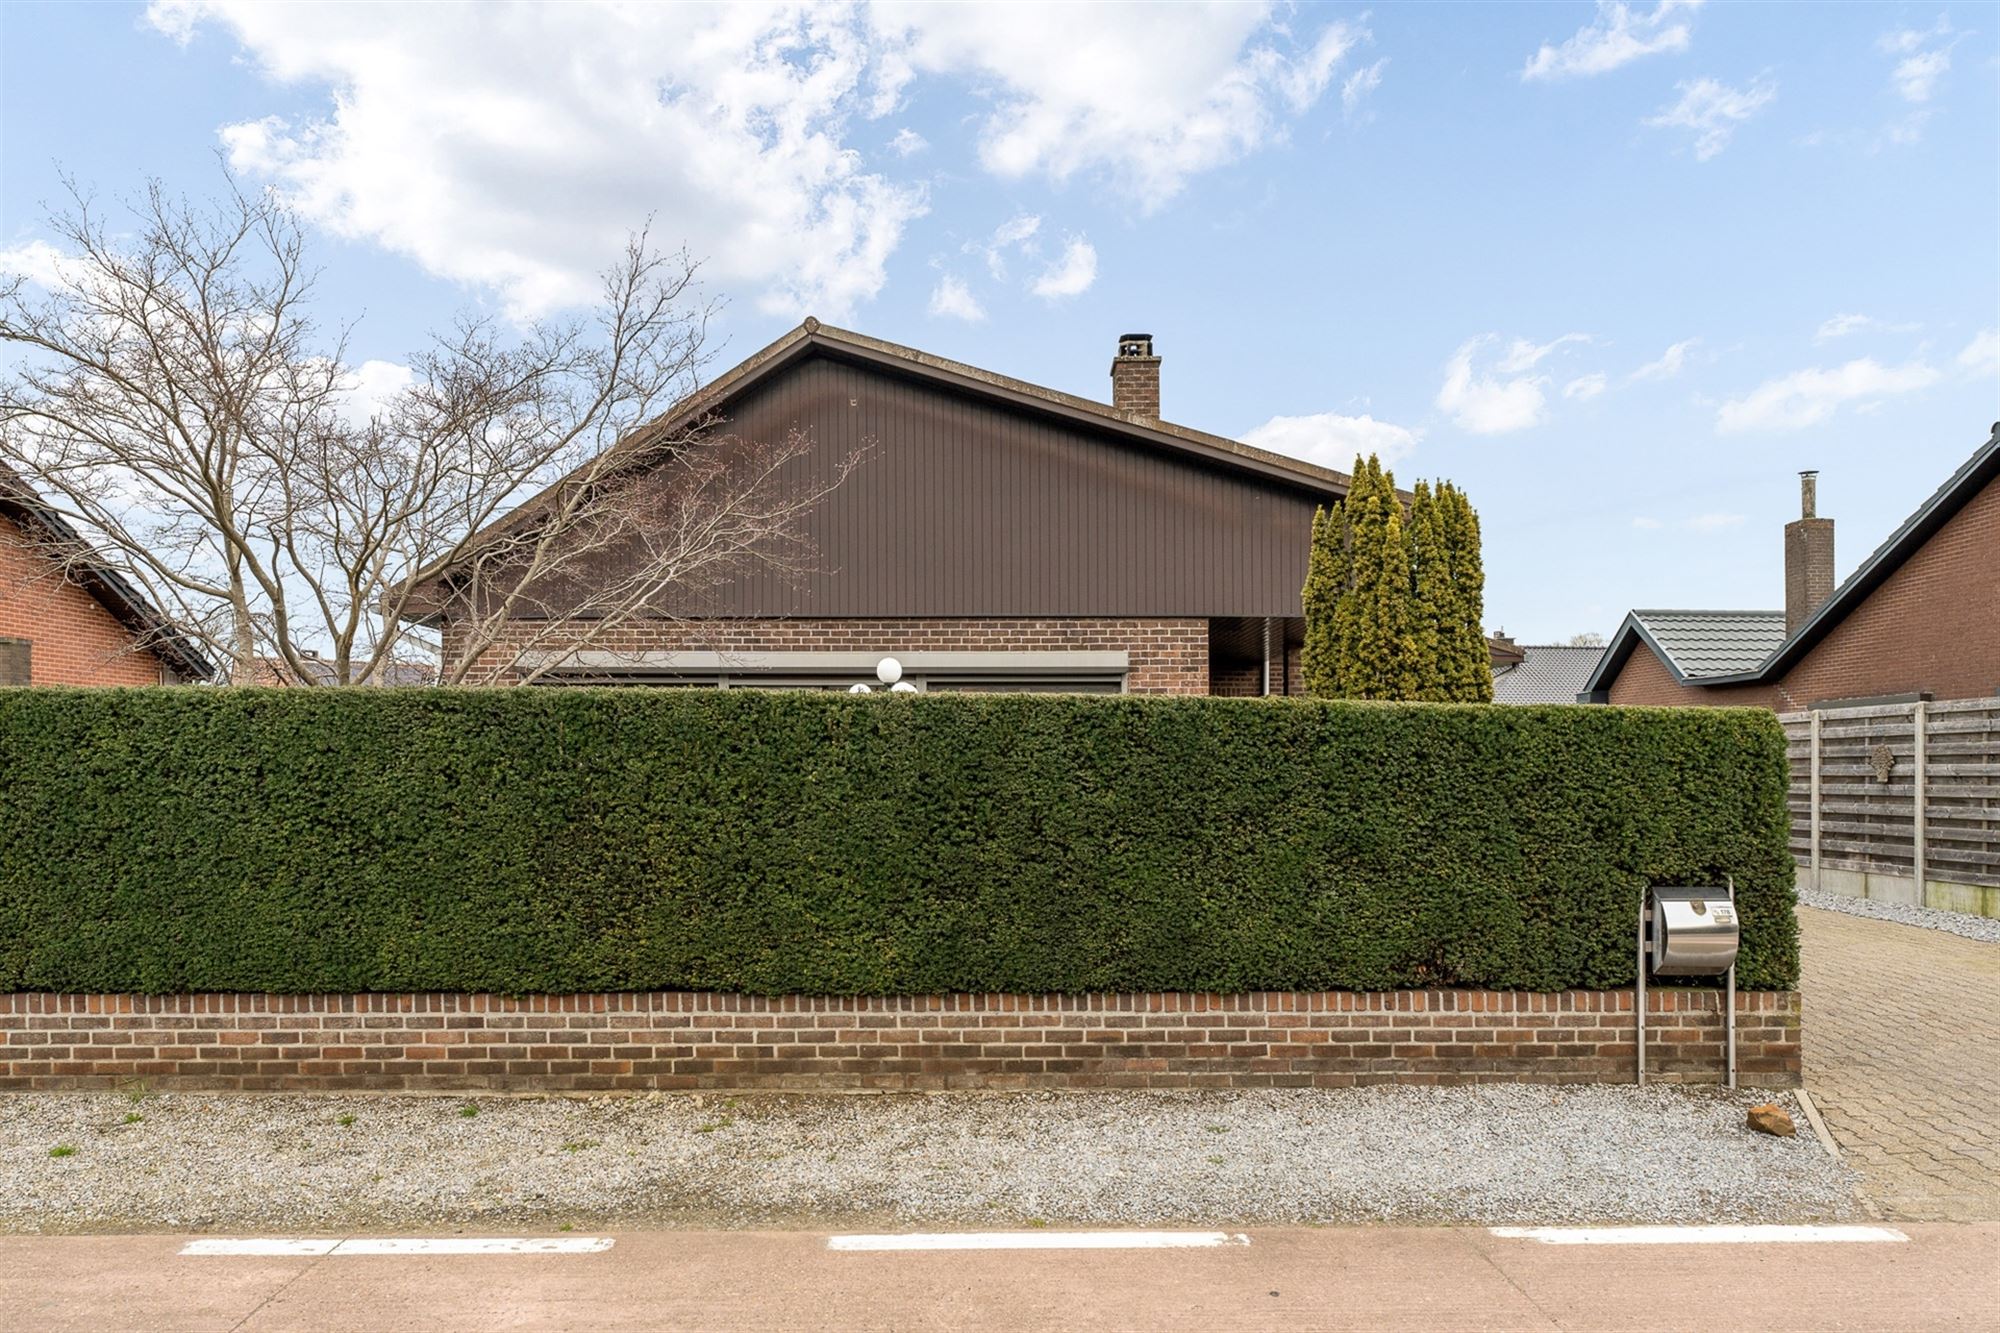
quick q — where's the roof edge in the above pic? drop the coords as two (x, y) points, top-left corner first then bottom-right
(0, 471), (217, 681)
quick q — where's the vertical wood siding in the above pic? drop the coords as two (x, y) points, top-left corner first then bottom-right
(592, 352), (1335, 619)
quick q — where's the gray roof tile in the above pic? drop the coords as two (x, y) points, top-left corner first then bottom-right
(1631, 609), (1788, 677)
(1491, 644), (1608, 704)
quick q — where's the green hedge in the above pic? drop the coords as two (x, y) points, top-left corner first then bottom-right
(0, 689), (1797, 995)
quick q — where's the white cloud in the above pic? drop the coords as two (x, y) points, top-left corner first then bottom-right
(1496, 332), (1592, 374)
(926, 273), (984, 322)
(1241, 412), (1421, 469)
(1029, 237), (1097, 300)
(1436, 335), (1554, 435)
(1646, 75), (1776, 160)
(1630, 337), (1698, 381)
(148, 2), (1358, 318)
(867, 6), (1367, 209)
(965, 213), (1043, 280)
(1522, 1), (1701, 81)
(154, 3), (927, 321)
(1891, 49), (1951, 103)
(1958, 329), (2000, 379)
(1342, 59), (1386, 118)
(0, 240), (66, 288)
(336, 359), (416, 427)
(889, 127), (928, 156)
(1564, 373), (1609, 401)
(1717, 357), (1941, 432)
(1813, 312), (1920, 342)
(1631, 516), (1665, 530)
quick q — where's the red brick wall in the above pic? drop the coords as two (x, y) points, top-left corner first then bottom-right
(0, 513), (165, 686)
(448, 617), (1211, 694)
(0, 989), (1801, 1092)
(1605, 645), (1776, 708)
(1603, 477), (2000, 709)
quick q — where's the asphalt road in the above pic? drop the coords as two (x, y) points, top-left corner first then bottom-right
(3, 1224), (1993, 1331)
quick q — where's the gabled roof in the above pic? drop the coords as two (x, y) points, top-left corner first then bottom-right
(1583, 422), (2000, 699)
(0, 465), (217, 682)
(410, 319), (1355, 594)
(1581, 610), (1788, 699)
(1491, 643), (1608, 705)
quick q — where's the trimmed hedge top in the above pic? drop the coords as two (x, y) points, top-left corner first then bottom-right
(0, 688), (1797, 995)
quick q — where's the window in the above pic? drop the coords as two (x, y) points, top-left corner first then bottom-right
(0, 637), (29, 686)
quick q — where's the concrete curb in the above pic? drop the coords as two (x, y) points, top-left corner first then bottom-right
(1794, 1087), (1841, 1161)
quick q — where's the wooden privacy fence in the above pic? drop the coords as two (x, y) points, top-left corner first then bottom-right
(1782, 697), (2000, 916)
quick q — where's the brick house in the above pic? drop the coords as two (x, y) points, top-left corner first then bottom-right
(408, 321), (1357, 694)
(0, 467), (213, 686)
(1582, 424), (2000, 709)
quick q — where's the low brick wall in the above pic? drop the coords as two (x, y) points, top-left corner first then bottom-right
(0, 990), (1801, 1092)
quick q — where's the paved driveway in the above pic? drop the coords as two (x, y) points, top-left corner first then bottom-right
(1800, 906), (2000, 1221)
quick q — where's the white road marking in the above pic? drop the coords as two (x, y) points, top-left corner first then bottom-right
(332, 1237), (615, 1255)
(828, 1231), (1251, 1252)
(1490, 1225), (1907, 1246)
(180, 1237), (614, 1256)
(181, 1239), (340, 1256)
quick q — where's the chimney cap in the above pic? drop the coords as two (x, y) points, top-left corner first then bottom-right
(1116, 333), (1155, 358)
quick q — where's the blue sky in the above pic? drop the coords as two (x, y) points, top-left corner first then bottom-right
(3, 1), (1995, 642)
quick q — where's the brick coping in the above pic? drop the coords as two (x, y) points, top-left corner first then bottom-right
(0, 988), (1794, 1014)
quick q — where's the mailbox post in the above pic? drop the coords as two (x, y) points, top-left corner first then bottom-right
(1636, 880), (1741, 1087)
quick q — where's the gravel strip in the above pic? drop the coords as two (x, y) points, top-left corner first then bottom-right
(1798, 888), (2000, 943)
(0, 1086), (1856, 1234)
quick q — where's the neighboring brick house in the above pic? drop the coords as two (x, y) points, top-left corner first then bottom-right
(406, 321), (1356, 694)
(0, 468), (213, 687)
(1583, 425), (2000, 709)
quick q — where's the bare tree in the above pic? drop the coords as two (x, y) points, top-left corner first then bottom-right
(1564, 632), (1607, 648)
(0, 175), (856, 684)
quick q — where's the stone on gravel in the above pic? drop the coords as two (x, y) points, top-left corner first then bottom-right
(1747, 1104), (1796, 1137)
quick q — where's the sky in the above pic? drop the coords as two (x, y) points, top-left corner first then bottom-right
(2, 1), (1995, 643)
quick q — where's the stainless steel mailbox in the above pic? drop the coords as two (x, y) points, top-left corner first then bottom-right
(1649, 886), (1741, 976)
(1637, 880), (1742, 1088)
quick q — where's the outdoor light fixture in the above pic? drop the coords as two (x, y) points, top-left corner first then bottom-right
(849, 657), (919, 694)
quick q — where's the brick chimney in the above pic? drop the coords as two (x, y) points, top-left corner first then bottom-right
(1784, 470), (1835, 636)
(1110, 333), (1160, 418)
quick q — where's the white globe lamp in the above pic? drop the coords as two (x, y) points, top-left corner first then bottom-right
(875, 657), (903, 685)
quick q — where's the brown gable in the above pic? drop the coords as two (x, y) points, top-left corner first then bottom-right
(405, 321), (1355, 622)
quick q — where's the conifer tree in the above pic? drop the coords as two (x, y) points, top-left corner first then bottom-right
(1405, 480), (1452, 702)
(1299, 500), (1350, 696)
(1339, 456), (1414, 699)
(1299, 458), (1490, 703)
(1439, 482), (1494, 702)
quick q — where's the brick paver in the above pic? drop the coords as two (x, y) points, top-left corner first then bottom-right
(1800, 906), (2000, 1221)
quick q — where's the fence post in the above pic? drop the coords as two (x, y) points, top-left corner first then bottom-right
(1809, 709), (1822, 893)
(1912, 700), (1927, 908)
